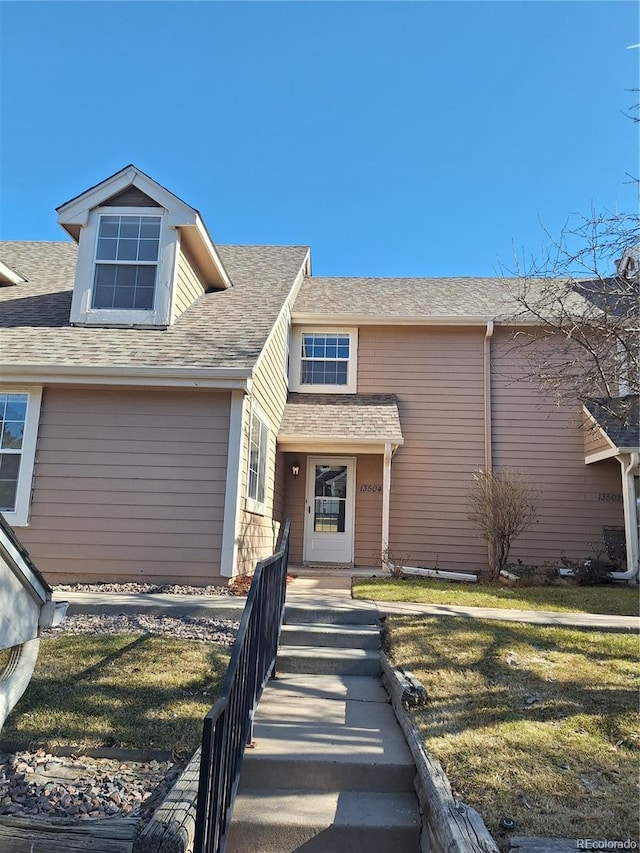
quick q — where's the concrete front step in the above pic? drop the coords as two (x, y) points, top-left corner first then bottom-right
(226, 789), (421, 853)
(276, 645), (381, 676)
(284, 602), (378, 626)
(280, 622), (380, 649)
(242, 720), (415, 792)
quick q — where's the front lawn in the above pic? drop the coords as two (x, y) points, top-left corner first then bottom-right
(353, 577), (640, 616)
(385, 616), (639, 843)
(1, 634), (230, 756)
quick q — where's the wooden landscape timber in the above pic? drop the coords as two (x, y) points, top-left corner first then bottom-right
(134, 746), (201, 853)
(0, 815), (140, 853)
(380, 653), (500, 853)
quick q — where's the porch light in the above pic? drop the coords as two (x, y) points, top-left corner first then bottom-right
(291, 460), (300, 478)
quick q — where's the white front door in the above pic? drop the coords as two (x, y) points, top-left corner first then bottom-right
(303, 457), (355, 564)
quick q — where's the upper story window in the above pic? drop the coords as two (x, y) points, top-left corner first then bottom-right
(290, 328), (358, 393)
(93, 215), (161, 310)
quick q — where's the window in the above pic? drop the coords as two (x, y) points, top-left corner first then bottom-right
(92, 214), (161, 310)
(247, 409), (269, 512)
(0, 388), (42, 526)
(290, 328), (358, 393)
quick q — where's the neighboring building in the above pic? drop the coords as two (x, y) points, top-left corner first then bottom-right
(0, 166), (637, 584)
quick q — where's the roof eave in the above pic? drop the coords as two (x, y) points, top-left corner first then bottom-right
(0, 364), (252, 390)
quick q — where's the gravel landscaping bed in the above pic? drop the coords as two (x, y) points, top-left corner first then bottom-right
(0, 749), (183, 821)
(54, 581), (231, 596)
(2, 605), (240, 824)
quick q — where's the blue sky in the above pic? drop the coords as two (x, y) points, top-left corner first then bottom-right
(0, 1), (637, 276)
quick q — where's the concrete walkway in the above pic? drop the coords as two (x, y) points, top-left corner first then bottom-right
(58, 578), (640, 633)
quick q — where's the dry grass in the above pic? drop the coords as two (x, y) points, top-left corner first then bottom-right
(1, 634), (229, 756)
(385, 616), (640, 844)
(353, 577), (640, 616)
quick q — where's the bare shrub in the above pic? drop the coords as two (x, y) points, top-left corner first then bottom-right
(468, 469), (538, 578)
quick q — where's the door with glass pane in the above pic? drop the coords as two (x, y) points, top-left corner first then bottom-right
(303, 458), (355, 564)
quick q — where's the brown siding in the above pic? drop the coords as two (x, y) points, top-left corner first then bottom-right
(103, 187), (161, 207)
(281, 452), (307, 565)
(491, 327), (624, 564)
(236, 310), (290, 574)
(20, 387), (231, 584)
(358, 325), (488, 572)
(173, 247), (205, 321)
(354, 455), (383, 566)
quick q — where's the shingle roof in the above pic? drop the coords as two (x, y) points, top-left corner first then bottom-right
(0, 241), (308, 371)
(584, 396), (640, 449)
(292, 275), (584, 320)
(279, 393), (404, 444)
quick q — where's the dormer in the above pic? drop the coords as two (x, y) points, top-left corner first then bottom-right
(57, 165), (231, 328)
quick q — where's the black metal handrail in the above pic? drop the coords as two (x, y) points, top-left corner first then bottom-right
(193, 519), (291, 853)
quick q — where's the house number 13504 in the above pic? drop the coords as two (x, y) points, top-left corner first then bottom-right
(359, 484), (382, 492)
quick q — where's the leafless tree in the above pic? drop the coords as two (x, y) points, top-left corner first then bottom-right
(505, 209), (639, 424)
(468, 469), (538, 578)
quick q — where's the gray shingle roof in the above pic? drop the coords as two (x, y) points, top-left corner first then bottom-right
(292, 275), (580, 320)
(279, 393), (403, 444)
(0, 241), (309, 371)
(584, 396), (640, 448)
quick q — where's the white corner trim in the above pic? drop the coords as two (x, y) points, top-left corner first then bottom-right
(0, 387), (43, 527)
(221, 390), (247, 578)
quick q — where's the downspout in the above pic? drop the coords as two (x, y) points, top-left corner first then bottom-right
(610, 451), (639, 583)
(381, 442), (392, 569)
(483, 321), (495, 570)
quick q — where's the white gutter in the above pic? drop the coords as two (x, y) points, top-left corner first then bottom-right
(381, 442), (392, 565)
(0, 364), (252, 390)
(610, 452), (639, 583)
(483, 320), (494, 472)
(291, 313), (541, 327)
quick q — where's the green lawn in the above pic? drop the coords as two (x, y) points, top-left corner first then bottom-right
(385, 616), (640, 843)
(1, 634), (230, 756)
(353, 577), (640, 616)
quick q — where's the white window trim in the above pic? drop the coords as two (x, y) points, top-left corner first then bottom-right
(69, 205), (176, 328)
(245, 404), (270, 515)
(290, 327), (358, 394)
(1, 387), (42, 527)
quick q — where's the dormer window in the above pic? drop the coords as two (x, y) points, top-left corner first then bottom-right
(58, 164), (233, 329)
(93, 214), (161, 310)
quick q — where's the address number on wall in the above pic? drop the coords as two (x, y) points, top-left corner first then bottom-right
(359, 484), (383, 493)
(598, 493), (622, 502)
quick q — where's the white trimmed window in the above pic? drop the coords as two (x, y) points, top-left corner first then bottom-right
(247, 409), (269, 513)
(69, 205), (175, 328)
(0, 388), (42, 527)
(92, 214), (161, 310)
(290, 328), (358, 393)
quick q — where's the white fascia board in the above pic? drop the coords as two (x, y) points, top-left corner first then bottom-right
(278, 437), (403, 454)
(0, 364), (252, 390)
(190, 216), (233, 290)
(291, 313), (524, 327)
(56, 166), (197, 229)
(0, 261), (27, 286)
(252, 251), (310, 378)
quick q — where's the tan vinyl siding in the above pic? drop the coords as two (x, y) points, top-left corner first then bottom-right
(236, 309), (290, 574)
(358, 325), (487, 572)
(491, 327), (624, 564)
(19, 387), (230, 584)
(173, 246), (205, 321)
(354, 454), (383, 566)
